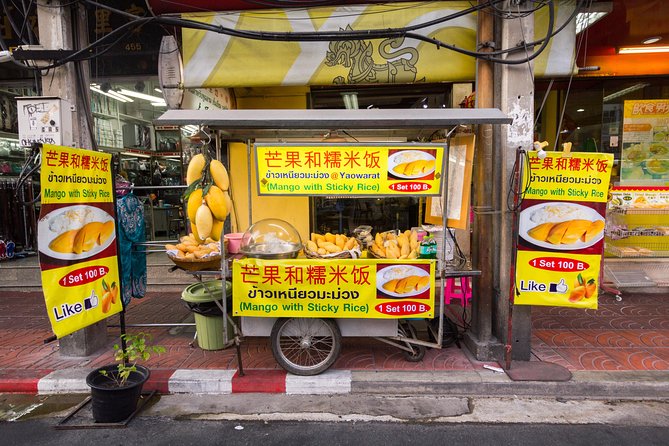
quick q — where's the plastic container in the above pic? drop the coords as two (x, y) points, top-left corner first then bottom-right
(419, 235), (437, 259)
(181, 280), (233, 350)
(240, 218), (302, 259)
(224, 233), (244, 254)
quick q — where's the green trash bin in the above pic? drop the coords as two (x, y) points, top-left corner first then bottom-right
(181, 280), (233, 351)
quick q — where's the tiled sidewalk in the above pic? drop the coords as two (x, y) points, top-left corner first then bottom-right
(532, 292), (669, 371)
(0, 289), (668, 376)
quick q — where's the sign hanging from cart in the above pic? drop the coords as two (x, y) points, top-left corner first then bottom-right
(233, 258), (435, 319)
(37, 145), (122, 338)
(514, 151), (614, 309)
(255, 144), (444, 196)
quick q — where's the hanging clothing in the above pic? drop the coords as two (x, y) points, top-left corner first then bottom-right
(116, 192), (147, 306)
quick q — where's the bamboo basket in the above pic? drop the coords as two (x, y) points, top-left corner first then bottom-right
(303, 248), (361, 259)
(167, 254), (222, 271)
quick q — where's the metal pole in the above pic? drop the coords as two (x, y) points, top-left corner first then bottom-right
(469, 0), (495, 352)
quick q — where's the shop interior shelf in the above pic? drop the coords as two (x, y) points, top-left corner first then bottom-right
(608, 207), (669, 215)
(605, 244), (669, 258)
(604, 264), (656, 288)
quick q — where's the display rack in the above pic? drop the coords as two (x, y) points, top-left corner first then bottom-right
(604, 205), (669, 292)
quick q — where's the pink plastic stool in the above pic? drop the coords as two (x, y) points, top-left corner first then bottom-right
(444, 277), (472, 306)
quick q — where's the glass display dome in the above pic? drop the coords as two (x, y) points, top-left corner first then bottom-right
(240, 218), (302, 259)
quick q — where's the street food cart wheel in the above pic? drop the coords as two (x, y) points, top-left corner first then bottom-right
(398, 320), (426, 362)
(270, 317), (341, 376)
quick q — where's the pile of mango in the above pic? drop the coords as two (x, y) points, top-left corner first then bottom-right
(304, 232), (360, 256)
(368, 230), (420, 259)
(166, 233), (221, 261)
(184, 154), (233, 243)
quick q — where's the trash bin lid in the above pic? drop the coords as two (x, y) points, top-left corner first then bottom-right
(181, 280), (232, 303)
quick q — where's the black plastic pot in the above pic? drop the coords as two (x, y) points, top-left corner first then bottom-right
(85, 364), (150, 423)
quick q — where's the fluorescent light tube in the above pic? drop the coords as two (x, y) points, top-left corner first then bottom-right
(618, 45), (669, 54)
(603, 83), (650, 102)
(118, 88), (165, 102)
(90, 85), (133, 103)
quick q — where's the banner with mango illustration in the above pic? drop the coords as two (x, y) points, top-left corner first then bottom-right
(514, 151), (614, 309)
(38, 144), (122, 338)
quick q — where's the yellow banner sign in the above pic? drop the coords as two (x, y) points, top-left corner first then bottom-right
(181, 2), (575, 87)
(621, 99), (669, 185)
(255, 144), (444, 196)
(515, 152), (613, 309)
(38, 145), (122, 338)
(233, 258), (435, 319)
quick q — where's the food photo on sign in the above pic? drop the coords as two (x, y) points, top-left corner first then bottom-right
(517, 200), (606, 254)
(386, 149), (437, 181)
(376, 263), (431, 299)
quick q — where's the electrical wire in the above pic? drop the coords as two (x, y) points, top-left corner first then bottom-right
(85, 0), (557, 65)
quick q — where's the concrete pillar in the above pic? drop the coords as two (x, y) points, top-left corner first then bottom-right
(493, 1), (535, 361)
(37, 1), (107, 356)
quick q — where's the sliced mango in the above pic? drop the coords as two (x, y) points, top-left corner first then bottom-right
(49, 229), (79, 253)
(73, 223), (99, 254)
(546, 221), (571, 245)
(527, 222), (554, 242)
(404, 276), (421, 292)
(417, 276), (430, 291)
(561, 219), (592, 244)
(582, 220), (605, 242)
(99, 221), (115, 244)
(382, 279), (399, 293)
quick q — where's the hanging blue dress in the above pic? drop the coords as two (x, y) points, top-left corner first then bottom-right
(116, 193), (147, 306)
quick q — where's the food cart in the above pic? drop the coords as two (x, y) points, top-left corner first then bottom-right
(155, 108), (511, 375)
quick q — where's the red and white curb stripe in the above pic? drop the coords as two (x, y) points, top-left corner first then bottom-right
(1, 369), (352, 395)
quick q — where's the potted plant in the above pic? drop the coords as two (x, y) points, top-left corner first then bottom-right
(85, 332), (165, 423)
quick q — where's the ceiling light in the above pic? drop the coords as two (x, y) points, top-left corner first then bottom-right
(642, 36), (662, 45)
(603, 83), (650, 102)
(151, 102), (167, 107)
(577, 108), (584, 112)
(117, 88), (166, 102)
(618, 45), (669, 54)
(90, 85), (133, 103)
(154, 88), (162, 93)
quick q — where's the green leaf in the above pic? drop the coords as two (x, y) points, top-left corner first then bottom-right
(102, 279), (109, 292)
(182, 179), (202, 201)
(577, 273), (584, 286)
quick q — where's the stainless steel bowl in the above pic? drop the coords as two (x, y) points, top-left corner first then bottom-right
(240, 242), (302, 260)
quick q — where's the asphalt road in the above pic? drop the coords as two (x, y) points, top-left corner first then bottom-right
(1, 418), (668, 446)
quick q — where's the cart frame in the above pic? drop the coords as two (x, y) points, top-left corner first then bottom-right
(154, 108), (511, 374)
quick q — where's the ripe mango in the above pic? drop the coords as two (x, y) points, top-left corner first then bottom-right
(73, 222), (101, 254)
(527, 222), (553, 242)
(195, 204), (213, 241)
(210, 218), (224, 241)
(561, 219), (592, 244)
(583, 220), (605, 242)
(186, 154), (205, 185)
(210, 159), (230, 191)
(204, 185), (228, 221)
(49, 229), (79, 253)
(99, 221), (115, 244)
(187, 188), (203, 223)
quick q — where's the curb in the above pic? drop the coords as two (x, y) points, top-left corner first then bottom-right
(2, 368), (669, 399)
(24, 368), (353, 395)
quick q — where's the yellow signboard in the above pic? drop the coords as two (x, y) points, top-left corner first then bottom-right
(255, 144), (444, 196)
(621, 99), (669, 185)
(181, 2), (576, 88)
(233, 258), (435, 319)
(515, 152), (613, 309)
(38, 145), (122, 338)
